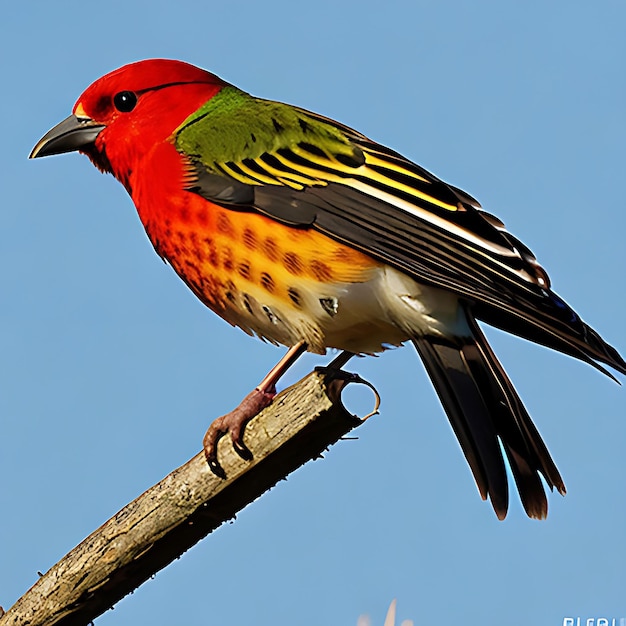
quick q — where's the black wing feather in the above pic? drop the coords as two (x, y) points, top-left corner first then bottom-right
(184, 115), (626, 377)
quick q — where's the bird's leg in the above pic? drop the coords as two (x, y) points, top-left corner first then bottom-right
(204, 340), (308, 476)
(314, 350), (374, 402)
(321, 350), (355, 372)
(255, 340), (310, 394)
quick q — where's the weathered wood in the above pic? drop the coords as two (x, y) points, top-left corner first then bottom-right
(1, 370), (371, 626)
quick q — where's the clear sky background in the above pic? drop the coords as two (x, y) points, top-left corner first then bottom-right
(1, 2), (624, 625)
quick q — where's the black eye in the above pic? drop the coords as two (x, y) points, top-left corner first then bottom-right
(113, 91), (137, 112)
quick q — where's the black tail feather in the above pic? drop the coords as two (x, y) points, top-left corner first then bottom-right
(412, 309), (566, 520)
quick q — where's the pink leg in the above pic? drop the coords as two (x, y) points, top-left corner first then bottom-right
(203, 341), (309, 476)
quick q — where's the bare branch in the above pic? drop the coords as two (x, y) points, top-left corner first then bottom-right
(1, 370), (373, 626)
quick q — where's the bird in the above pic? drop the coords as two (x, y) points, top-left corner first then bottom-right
(30, 58), (625, 520)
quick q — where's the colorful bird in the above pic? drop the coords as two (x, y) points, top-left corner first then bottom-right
(31, 59), (625, 520)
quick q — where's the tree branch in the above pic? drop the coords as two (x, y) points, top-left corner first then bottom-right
(1, 370), (374, 626)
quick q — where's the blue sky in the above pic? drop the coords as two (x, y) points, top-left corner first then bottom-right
(1, 2), (624, 625)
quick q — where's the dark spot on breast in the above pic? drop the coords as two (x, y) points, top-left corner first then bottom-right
(272, 118), (283, 133)
(242, 228), (257, 250)
(242, 294), (254, 315)
(251, 133), (257, 142)
(186, 233), (203, 261)
(319, 297), (339, 317)
(203, 237), (219, 267)
(263, 305), (278, 324)
(260, 272), (275, 293)
(196, 208), (208, 225)
(223, 247), (234, 271)
(288, 288), (302, 307)
(264, 238), (279, 262)
(217, 213), (234, 235)
(237, 262), (251, 280)
(193, 275), (223, 304)
(284, 252), (303, 275)
(298, 117), (311, 133)
(179, 206), (190, 222)
(310, 260), (333, 282)
(332, 247), (353, 261)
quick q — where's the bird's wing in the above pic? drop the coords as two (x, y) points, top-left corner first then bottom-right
(175, 89), (626, 376)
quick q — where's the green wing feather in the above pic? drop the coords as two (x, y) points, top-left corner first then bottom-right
(174, 88), (626, 377)
(176, 86), (364, 186)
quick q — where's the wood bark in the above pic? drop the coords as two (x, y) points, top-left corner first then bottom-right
(1, 370), (373, 626)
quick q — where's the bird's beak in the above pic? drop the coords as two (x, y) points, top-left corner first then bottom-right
(30, 114), (105, 159)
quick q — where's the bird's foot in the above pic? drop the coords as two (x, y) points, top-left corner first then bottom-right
(203, 385), (276, 478)
(314, 366), (381, 420)
(203, 341), (309, 477)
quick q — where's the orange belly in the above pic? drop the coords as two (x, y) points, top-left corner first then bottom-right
(140, 187), (391, 351)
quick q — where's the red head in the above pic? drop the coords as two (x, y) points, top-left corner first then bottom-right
(31, 59), (228, 187)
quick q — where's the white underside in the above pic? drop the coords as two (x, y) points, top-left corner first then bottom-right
(221, 266), (466, 354)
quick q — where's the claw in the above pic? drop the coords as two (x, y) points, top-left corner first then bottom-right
(203, 387), (275, 477)
(315, 367), (381, 420)
(203, 344), (356, 477)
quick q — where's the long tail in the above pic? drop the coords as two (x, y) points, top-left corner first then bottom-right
(412, 309), (566, 520)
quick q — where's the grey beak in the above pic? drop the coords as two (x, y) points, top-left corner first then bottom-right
(30, 114), (105, 158)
